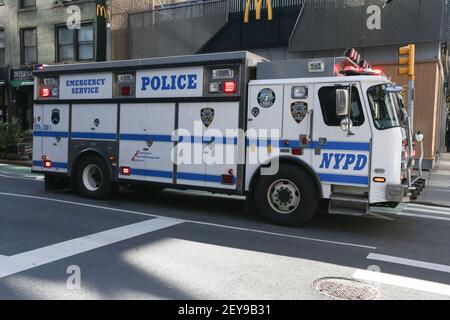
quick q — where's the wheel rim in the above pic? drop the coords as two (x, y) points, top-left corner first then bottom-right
(82, 164), (103, 192)
(267, 179), (301, 214)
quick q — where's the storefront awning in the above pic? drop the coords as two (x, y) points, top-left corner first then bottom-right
(10, 79), (34, 88)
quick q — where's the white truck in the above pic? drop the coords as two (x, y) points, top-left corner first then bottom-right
(32, 50), (425, 225)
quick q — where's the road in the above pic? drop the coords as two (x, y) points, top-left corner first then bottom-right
(0, 163), (449, 300)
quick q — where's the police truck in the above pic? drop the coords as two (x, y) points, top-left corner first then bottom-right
(32, 50), (425, 225)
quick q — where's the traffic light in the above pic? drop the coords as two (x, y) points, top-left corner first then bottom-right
(399, 44), (415, 78)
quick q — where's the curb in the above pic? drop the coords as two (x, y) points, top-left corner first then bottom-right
(411, 201), (450, 209)
(0, 160), (32, 168)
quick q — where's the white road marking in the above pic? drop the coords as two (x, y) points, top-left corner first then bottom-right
(0, 192), (376, 250)
(0, 218), (182, 279)
(367, 253), (450, 274)
(353, 269), (450, 297)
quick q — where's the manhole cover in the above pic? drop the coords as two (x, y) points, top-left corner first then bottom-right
(314, 277), (380, 300)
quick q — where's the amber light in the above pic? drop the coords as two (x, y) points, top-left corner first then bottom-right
(373, 177), (386, 183)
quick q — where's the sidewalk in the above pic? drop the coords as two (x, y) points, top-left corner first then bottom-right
(416, 154), (450, 208)
(0, 159), (32, 167)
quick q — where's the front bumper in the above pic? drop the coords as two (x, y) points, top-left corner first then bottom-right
(386, 177), (427, 203)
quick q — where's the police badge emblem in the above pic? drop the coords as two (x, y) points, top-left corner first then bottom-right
(201, 108), (215, 128)
(291, 102), (308, 124)
(257, 88), (276, 108)
(51, 109), (60, 125)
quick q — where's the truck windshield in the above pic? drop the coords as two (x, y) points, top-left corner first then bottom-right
(367, 85), (404, 130)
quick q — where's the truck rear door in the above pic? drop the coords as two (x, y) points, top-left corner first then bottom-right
(33, 104), (69, 173)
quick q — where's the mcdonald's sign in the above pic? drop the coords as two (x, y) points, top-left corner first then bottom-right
(244, 0), (273, 23)
(96, 4), (107, 18)
(96, 0), (107, 62)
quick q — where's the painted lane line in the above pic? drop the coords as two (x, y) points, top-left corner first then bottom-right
(353, 269), (450, 297)
(0, 192), (376, 250)
(367, 253), (450, 274)
(189, 220), (377, 249)
(0, 218), (182, 279)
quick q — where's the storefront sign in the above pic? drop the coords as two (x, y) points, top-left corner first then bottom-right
(11, 68), (33, 81)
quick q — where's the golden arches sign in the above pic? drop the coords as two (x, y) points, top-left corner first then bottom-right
(96, 4), (107, 18)
(244, 0), (273, 23)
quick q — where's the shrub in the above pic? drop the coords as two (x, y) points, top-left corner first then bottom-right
(0, 118), (25, 154)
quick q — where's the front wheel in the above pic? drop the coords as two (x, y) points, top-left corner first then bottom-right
(255, 164), (319, 226)
(75, 155), (112, 199)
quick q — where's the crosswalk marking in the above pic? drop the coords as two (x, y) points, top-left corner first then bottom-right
(353, 269), (450, 297)
(367, 253), (450, 274)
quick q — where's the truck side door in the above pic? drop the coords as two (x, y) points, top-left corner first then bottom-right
(312, 83), (371, 188)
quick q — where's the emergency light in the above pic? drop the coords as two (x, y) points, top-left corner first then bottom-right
(343, 48), (383, 76)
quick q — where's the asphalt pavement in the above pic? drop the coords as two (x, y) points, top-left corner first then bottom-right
(0, 163), (449, 300)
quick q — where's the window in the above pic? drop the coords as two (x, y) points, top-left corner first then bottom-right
(0, 28), (4, 66)
(19, 0), (35, 9)
(367, 85), (403, 130)
(56, 23), (94, 62)
(318, 86), (365, 127)
(21, 28), (37, 65)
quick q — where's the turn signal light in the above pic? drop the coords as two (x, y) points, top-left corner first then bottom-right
(44, 160), (52, 168)
(121, 167), (131, 175)
(373, 177), (386, 183)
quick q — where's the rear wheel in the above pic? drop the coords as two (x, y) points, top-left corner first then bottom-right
(255, 164), (319, 226)
(75, 155), (112, 199)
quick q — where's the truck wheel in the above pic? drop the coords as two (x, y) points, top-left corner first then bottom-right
(75, 155), (112, 199)
(255, 164), (319, 226)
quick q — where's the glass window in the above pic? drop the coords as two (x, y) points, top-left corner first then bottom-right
(20, 0), (35, 9)
(57, 23), (93, 62)
(58, 28), (75, 61)
(21, 28), (37, 64)
(367, 85), (403, 130)
(77, 25), (94, 60)
(318, 86), (365, 127)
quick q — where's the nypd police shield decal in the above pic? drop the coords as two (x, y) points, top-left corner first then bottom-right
(291, 102), (308, 124)
(201, 108), (215, 128)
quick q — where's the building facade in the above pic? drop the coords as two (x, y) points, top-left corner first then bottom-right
(0, 0), (103, 129)
(111, 0), (450, 168)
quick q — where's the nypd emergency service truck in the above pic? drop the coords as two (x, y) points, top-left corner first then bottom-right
(32, 50), (425, 226)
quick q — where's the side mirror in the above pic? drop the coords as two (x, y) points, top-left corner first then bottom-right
(336, 89), (350, 117)
(415, 130), (424, 143)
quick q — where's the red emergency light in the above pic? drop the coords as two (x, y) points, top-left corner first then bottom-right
(40, 88), (51, 98)
(223, 81), (237, 94)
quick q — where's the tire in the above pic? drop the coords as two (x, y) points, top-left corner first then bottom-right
(75, 155), (112, 199)
(254, 164), (320, 226)
(44, 175), (69, 191)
